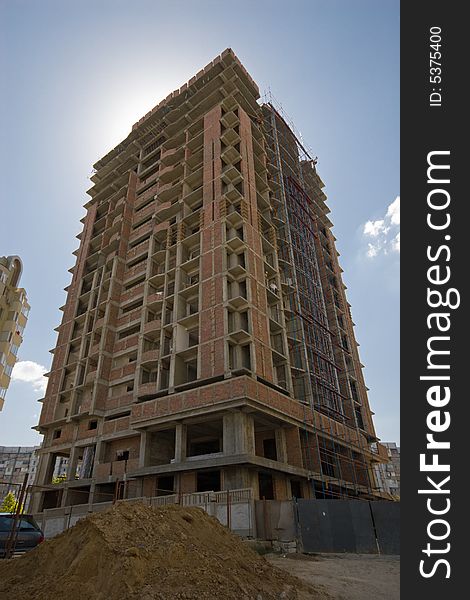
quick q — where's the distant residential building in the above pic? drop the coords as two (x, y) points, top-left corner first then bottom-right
(0, 445), (40, 500)
(374, 442), (400, 499)
(0, 256), (30, 411)
(52, 456), (68, 480)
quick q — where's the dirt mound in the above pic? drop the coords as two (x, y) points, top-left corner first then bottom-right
(0, 501), (322, 600)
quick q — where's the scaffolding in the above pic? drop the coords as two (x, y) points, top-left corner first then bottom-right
(260, 96), (379, 499)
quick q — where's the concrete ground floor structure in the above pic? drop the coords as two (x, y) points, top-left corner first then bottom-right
(32, 377), (389, 513)
(34, 489), (254, 539)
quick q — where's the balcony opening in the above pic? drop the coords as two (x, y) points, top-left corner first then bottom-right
(290, 479), (303, 499)
(263, 438), (277, 461)
(156, 475), (175, 496)
(319, 445), (337, 478)
(143, 338), (159, 353)
(227, 309), (249, 335)
(94, 482), (116, 504)
(44, 453), (69, 488)
(228, 343), (235, 370)
(271, 333), (284, 355)
(118, 325), (140, 340)
(350, 379), (359, 402)
(187, 420), (223, 458)
(65, 486), (91, 507)
(163, 332), (173, 356)
(167, 280), (175, 296)
(174, 355), (198, 386)
(275, 365), (287, 390)
(159, 359), (170, 390)
(241, 344), (251, 370)
(116, 450), (129, 462)
(355, 406), (365, 430)
(141, 368), (158, 384)
(187, 298), (198, 316)
(164, 306), (174, 326)
(147, 429), (175, 466)
(258, 472), (274, 500)
(188, 329), (199, 348)
(197, 470), (221, 492)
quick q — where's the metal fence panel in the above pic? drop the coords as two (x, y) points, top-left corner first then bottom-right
(296, 499), (378, 553)
(370, 501), (400, 554)
(254, 500), (296, 541)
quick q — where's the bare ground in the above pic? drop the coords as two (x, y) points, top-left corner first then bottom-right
(267, 553), (400, 600)
(0, 503), (324, 600)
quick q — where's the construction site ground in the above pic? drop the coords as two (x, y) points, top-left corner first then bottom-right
(267, 553), (400, 600)
(0, 501), (400, 599)
(0, 501), (327, 600)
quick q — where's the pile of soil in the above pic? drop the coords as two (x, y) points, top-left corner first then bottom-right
(0, 501), (322, 600)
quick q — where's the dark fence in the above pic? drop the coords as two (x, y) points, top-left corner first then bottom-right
(255, 499), (400, 555)
(369, 500), (400, 554)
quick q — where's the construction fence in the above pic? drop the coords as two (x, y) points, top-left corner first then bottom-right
(255, 498), (400, 555)
(33, 491), (399, 555)
(34, 488), (255, 539)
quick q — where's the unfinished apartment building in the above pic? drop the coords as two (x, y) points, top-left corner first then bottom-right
(32, 49), (388, 512)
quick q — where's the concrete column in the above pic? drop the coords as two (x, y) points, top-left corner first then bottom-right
(61, 452), (79, 508)
(174, 423), (187, 462)
(88, 482), (96, 506)
(223, 466), (250, 490)
(223, 411), (255, 455)
(139, 430), (151, 468)
(275, 428), (288, 463)
(66, 446), (80, 480)
(29, 452), (55, 513)
(273, 474), (289, 500)
(244, 414), (255, 455)
(301, 479), (313, 499)
(92, 439), (105, 476)
(35, 452), (55, 486)
(223, 414), (235, 454)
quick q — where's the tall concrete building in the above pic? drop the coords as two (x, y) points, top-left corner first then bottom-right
(0, 256), (29, 411)
(33, 49), (388, 512)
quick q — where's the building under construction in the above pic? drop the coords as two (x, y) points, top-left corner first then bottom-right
(32, 49), (389, 513)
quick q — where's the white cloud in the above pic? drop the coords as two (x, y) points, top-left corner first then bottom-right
(386, 196), (400, 225)
(366, 242), (380, 258)
(363, 219), (389, 237)
(362, 196), (400, 258)
(11, 361), (48, 394)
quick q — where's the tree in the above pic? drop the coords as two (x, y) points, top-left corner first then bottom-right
(52, 474), (67, 484)
(0, 491), (22, 513)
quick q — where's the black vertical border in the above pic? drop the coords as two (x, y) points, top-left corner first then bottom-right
(401, 2), (466, 597)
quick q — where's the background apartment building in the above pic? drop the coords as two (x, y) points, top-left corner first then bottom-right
(32, 49), (388, 512)
(0, 445), (39, 500)
(0, 256), (29, 411)
(374, 442), (400, 499)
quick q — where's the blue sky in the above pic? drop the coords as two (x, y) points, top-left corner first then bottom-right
(0, 0), (399, 446)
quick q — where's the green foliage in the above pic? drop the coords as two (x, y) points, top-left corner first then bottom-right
(0, 491), (23, 513)
(52, 474), (67, 484)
